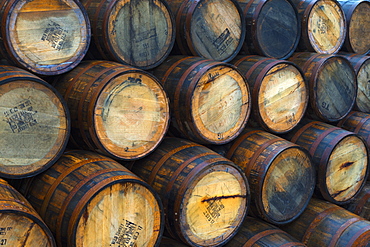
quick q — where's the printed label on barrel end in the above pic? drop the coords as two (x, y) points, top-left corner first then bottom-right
(3, 99), (38, 133)
(110, 219), (143, 247)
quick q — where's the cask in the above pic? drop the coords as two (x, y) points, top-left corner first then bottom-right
(238, 0), (301, 59)
(293, 0), (346, 54)
(281, 198), (370, 247)
(283, 119), (369, 205)
(344, 182), (370, 220)
(151, 56), (251, 145)
(337, 111), (370, 148)
(0, 179), (55, 246)
(128, 137), (250, 247)
(13, 150), (164, 247)
(289, 52), (357, 122)
(338, 0), (370, 54)
(81, 0), (175, 70)
(0, 0), (90, 75)
(231, 55), (308, 134)
(166, 0), (245, 62)
(0, 65), (69, 178)
(53, 60), (170, 160)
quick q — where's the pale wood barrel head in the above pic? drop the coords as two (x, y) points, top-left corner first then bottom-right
(107, 0), (175, 69)
(0, 80), (68, 178)
(0, 213), (54, 246)
(94, 72), (169, 160)
(348, 1), (370, 54)
(258, 63), (307, 133)
(7, 0), (89, 75)
(356, 58), (370, 112)
(189, 0), (243, 61)
(326, 135), (368, 202)
(76, 182), (162, 247)
(307, 0), (346, 54)
(262, 147), (314, 224)
(182, 164), (248, 246)
(191, 65), (250, 143)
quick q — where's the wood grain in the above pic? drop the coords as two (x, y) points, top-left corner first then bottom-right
(337, 111), (370, 148)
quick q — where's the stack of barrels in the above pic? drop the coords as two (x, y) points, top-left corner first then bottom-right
(0, 0), (369, 246)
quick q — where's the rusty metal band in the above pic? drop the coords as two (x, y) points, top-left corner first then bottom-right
(328, 218), (361, 247)
(225, 129), (263, 159)
(243, 229), (285, 246)
(290, 121), (320, 144)
(345, 224), (370, 247)
(309, 126), (340, 155)
(233, 55), (259, 67)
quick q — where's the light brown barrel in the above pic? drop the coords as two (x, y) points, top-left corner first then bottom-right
(289, 52), (357, 122)
(280, 198), (370, 247)
(166, 0), (245, 62)
(151, 56), (251, 145)
(238, 0), (301, 59)
(338, 53), (370, 113)
(81, 0), (175, 70)
(292, 0), (346, 54)
(224, 216), (306, 246)
(282, 119), (369, 205)
(337, 111), (370, 148)
(52, 60), (170, 160)
(344, 182), (370, 220)
(0, 179), (56, 246)
(219, 128), (315, 225)
(0, 0), (90, 75)
(0, 65), (70, 179)
(231, 55), (308, 134)
(128, 137), (250, 247)
(11, 150), (164, 247)
(337, 0), (370, 54)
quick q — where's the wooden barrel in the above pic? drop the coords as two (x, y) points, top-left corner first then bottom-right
(292, 0), (346, 54)
(128, 137), (250, 247)
(0, 0), (90, 76)
(151, 56), (251, 145)
(344, 182), (370, 220)
(337, 111), (370, 148)
(231, 55), (308, 134)
(224, 216), (306, 246)
(219, 128), (315, 225)
(337, 0), (370, 54)
(0, 65), (70, 178)
(289, 52), (357, 122)
(52, 60), (170, 160)
(280, 198), (370, 247)
(237, 0), (301, 59)
(282, 119), (369, 205)
(0, 179), (56, 246)
(166, 0), (245, 62)
(338, 53), (370, 113)
(12, 150), (164, 247)
(81, 0), (175, 70)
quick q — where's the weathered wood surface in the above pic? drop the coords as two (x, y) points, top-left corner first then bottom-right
(238, 0), (301, 59)
(232, 55), (308, 134)
(0, 65), (69, 178)
(152, 56), (251, 145)
(82, 0), (175, 70)
(12, 150), (164, 247)
(0, 0), (90, 75)
(344, 182), (370, 220)
(283, 119), (369, 205)
(281, 198), (370, 247)
(128, 137), (250, 247)
(289, 52), (357, 122)
(337, 111), (370, 148)
(52, 60), (170, 160)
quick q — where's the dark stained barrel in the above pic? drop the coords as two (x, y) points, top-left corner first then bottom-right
(289, 52), (357, 122)
(237, 0), (301, 59)
(281, 198), (370, 247)
(128, 137), (250, 247)
(292, 0), (346, 54)
(151, 56), (251, 145)
(337, 0), (370, 54)
(0, 0), (90, 75)
(344, 182), (370, 220)
(337, 111), (370, 148)
(166, 0), (246, 62)
(0, 65), (70, 179)
(282, 119), (369, 205)
(52, 60), (170, 160)
(81, 0), (175, 70)
(12, 150), (164, 247)
(231, 55), (308, 134)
